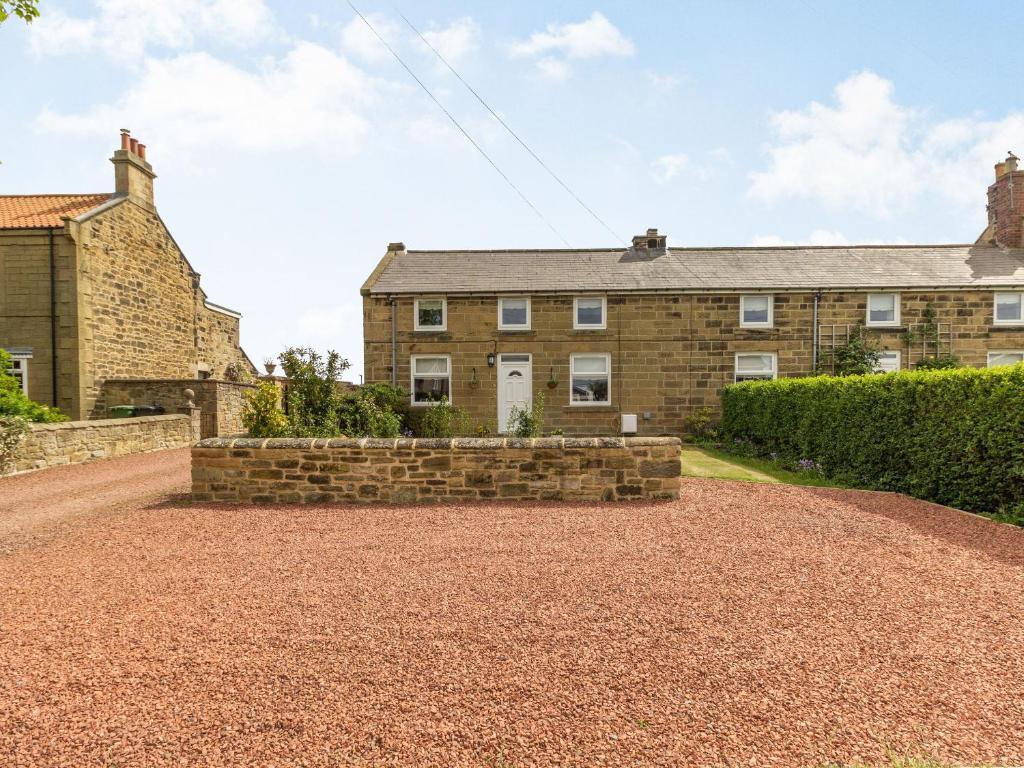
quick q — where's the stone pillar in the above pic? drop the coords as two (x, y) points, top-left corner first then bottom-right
(179, 388), (202, 443)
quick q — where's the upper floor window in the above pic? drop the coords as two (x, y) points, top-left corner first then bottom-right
(988, 351), (1024, 368)
(740, 295), (773, 328)
(994, 292), (1024, 325)
(414, 297), (446, 331)
(735, 353), (777, 382)
(498, 297), (531, 330)
(573, 296), (606, 329)
(5, 354), (29, 395)
(866, 293), (900, 327)
(874, 350), (901, 373)
(411, 355), (451, 405)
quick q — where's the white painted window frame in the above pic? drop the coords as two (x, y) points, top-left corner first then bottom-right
(569, 352), (611, 406)
(7, 355), (30, 396)
(497, 297), (531, 330)
(734, 352), (778, 382)
(410, 354), (452, 406)
(414, 297), (447, 332)
(865, 293), (901, 327)
(993, 291), (1024, 326)
(987, 350), (1024, 368)
(573, 296), (607, 330)
(739, 294), (774, 329)
(874, 350), (901, 373)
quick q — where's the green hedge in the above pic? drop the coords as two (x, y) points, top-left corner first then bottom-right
(720, 364), (1024, 513)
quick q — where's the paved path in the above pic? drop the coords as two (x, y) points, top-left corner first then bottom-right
(0, 448), (190, 554)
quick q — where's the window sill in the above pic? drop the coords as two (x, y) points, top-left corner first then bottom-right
(572, 327), (609, 333)
(412, 329), (449, 336)
(563, 404), (615, 412)
(498, 328), (534, 334)
(865, 324), (905, 331)
(989, 324), (1024, 331)
(738, 326), (775, 332)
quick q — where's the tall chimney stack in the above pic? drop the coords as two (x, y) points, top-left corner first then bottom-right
(987, 152), (1023, 248)
(111, 129), (157, 210)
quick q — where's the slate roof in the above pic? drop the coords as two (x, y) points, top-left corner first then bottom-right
(0, 194), (112, 230)
(364, 244), (1024, 294)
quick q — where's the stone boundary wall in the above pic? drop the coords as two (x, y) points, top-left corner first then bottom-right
(5, 415), (193, 475)
(192, 437), (682, 504)
(101, 379), (255, 438)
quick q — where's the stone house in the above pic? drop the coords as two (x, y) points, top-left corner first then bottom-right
(362, 155), (1024, 436)
(0, 131), (255, 421)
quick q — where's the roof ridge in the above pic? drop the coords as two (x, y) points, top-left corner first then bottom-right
(0, 193), (110, 199)
(405, 243), (978, 254)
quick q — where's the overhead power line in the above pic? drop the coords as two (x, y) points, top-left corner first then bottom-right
(346, 0), (571, 247)
(397, 9), (626, 246)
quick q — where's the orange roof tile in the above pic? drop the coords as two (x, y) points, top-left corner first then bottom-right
(0, 194), (112, 230)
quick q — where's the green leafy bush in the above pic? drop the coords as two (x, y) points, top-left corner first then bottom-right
(241, 381), (289, 438)
(0, 349), (67, 423)
(721, 365), (1024, 514)
(278, 347), (349, 437)
(915, 355), (961, 370)
(829, 327), (881, 375)
(416, 397), (468, 438)
(339, 385), (407, 438)
(507, 392), (544, 437)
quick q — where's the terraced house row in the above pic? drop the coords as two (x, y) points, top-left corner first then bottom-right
(362, 154), (1024, 436)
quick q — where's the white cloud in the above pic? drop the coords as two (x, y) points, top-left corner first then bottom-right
(36, 43), (376, 154)
(645, 71), (679, 91)
(420, 17), (479, 65)
(651, 153), (689, 183)
(511, 12), (633, 78)
(750, 70), (1024, 218)
(29, 0), (274, 59)
(340, 13), (399, 63)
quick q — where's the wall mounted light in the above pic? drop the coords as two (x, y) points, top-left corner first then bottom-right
(486, 352), (496, 367)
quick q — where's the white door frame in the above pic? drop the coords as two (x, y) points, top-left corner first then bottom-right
(497, 353), (532, 433)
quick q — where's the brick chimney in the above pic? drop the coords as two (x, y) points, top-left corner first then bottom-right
(986, 152), (1023, 248)
(111, 129), (156, 209)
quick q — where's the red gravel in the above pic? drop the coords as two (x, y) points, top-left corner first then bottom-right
(1, 455), (1023, 767)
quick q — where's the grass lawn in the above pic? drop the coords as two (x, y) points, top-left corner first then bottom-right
(680, 444), (847, 488)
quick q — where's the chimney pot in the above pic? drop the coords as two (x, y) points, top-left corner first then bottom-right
(129, 138), (139, 154)
(120, 129), (131, 151)
(995, 162), (1007, 180)
(137, 143), (147, 160)
(1006, 153), (1019, 173)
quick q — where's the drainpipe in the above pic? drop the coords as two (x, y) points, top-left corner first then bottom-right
(811, 289), (822, 373)
(48, 228), (59, 407)
(390, 297), (397, 386)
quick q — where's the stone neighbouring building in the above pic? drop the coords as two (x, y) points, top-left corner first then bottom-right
(0, 131), (255, 421)
(6, 414), (194, 475)
(362, 155), (1024, 436)
(191, 436), (682, 504)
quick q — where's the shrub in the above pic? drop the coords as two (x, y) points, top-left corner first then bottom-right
(507, 393), (544, 437)
(915, 355), (961, 370)
(0, 349), (67, 423)
(279, 347), (349, 438)
(0, 416), (30, 473)
(720, 364), (1024, 514)
(416, 397), (468, 438)
(339, 385), (407, 438)
(683, 406), (715, 439)
(829, 327), (881, 375)
(241, 381), (289, 438)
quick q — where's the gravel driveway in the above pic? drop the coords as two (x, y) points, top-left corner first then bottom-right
(1, 451), (1023, 767)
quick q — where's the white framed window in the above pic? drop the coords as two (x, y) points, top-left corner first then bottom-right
(994, 292), (1024, 325)
(6, 354), (30, 395)
(410, 355), (451, 405)
(573, 296), (606, 330)
(866, 293), (900, 327)
(569, 353), (611, 405)
(734, 352), (777, 382)
(987, 350), (1024, 367)
(414, 297), (446, 331)
(740, 295), (774, 328)
(498, 297), (531, 330)
(875, 350), (901, 373)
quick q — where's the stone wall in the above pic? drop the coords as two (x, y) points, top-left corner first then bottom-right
(363, 290), (1024, 436)
(100, 378), (255, 438)
(5, 414), (193, 475)
(191, 436), (681, 504)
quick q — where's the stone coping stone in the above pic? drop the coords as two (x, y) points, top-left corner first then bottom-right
(30, 414), (188, 431)
(196, 436), (682, 450)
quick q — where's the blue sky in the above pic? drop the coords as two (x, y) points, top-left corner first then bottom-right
(2, 1), (1022, 378)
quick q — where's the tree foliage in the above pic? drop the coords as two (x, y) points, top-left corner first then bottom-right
(278, 347), (350, 438)
(0, 0), (40, 24)
(0, 349), (66, 423)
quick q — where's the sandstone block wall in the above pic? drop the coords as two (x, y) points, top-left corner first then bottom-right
(191, 436), (682, 504)
(100, 378), (255, 438)
(5, 414), (192, 475)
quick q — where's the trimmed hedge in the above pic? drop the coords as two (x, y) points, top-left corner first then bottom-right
(721, 364), (1024, 513)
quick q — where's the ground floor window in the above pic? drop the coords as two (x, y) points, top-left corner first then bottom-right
(734, 352), (777, 382)
(5, 354), (30, 396)
(875, 350), (901, 373)
(988, 350), (1024, 367)
(570, 353), (610, 405)
(411, 355), (451, 404)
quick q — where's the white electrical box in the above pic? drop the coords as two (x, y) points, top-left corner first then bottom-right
(621, 413), (638, 434)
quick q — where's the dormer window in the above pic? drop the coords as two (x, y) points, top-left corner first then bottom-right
(414, 297), (446, 331)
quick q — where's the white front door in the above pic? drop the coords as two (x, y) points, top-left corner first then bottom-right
(498, 354), (532, 433)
